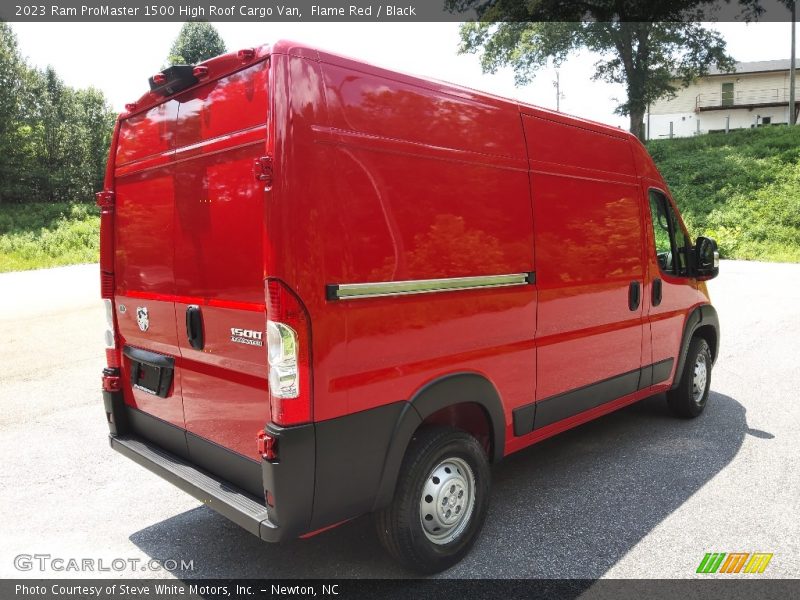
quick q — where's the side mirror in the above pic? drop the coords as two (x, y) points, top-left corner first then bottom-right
(693, 236), (719, 280)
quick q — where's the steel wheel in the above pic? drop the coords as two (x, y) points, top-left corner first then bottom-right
(418, 457), (476, 545)
(692, 352), (708, 404)
(375, 427), (491, 573)
(667, 336), (712, 418)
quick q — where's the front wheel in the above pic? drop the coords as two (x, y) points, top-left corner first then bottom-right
(667, 337), (712, 418)
(374, 427), (490, 574)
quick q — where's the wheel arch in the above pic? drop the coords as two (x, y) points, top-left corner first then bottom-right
(372, 372), (506, 511)
(672, 304), (720, 390)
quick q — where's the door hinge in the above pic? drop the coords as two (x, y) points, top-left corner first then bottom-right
(254, 155), (274, 189)
(95, 190), (115, 208)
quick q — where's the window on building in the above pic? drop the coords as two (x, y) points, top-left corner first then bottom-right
(721, 82), (734, 107)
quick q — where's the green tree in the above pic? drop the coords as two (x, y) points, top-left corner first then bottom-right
(0, 24), (115, 205)
(25, 68), (115, 203)
(74, 87), (116, 195)
(0, 23), (29, 203)
(455, 1), (747, 140)
(167, 21), (227, 66)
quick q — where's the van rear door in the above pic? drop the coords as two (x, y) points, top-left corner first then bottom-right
(171, 60), (271, 461)
(114, 101), (187, 436)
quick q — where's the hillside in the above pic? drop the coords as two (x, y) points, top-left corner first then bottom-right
(648, 126), (800, 262)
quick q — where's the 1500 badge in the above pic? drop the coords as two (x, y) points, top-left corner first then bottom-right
(230, 328), (263, 347)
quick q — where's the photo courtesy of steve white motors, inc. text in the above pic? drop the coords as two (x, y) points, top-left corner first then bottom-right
(15, 583), (339, 597)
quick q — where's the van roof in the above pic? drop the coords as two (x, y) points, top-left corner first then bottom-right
(121, 39), (635, 143)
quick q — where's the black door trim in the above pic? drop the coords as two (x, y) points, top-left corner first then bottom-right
(639, 358), (674, 390)
(512, 358), (675, 437)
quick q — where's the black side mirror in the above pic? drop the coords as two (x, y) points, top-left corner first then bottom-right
(693, 236), (719, 280)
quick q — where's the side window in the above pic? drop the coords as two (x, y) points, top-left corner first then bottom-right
(648, 190), (690, 277)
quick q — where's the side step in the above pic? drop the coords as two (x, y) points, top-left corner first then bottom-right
(110, 434), (278, 540)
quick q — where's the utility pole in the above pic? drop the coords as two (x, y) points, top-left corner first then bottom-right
(791, 0), (797, 125)
(553, 71), (564, 112)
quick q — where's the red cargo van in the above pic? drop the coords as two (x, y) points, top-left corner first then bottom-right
(99, 41), (720, 573)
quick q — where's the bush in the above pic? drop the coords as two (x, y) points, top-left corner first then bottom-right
(0, 203), (100, 272)
(648, 126), (800, 262)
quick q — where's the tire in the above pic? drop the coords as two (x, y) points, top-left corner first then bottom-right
(374, 426), (490, 574)
(667, 336), (712, 418)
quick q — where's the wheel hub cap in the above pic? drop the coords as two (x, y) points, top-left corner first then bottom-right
(419, 457), (476, 545)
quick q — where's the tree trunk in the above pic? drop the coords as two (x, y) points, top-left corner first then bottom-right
(629, 107), (646, 143)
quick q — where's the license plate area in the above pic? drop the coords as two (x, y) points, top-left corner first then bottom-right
(123, 346), (175, 398)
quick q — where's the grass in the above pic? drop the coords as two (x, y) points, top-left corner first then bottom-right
(648, 126), (800, 262)
(0, 202), (100, 273)
(1, 127), (798, 273)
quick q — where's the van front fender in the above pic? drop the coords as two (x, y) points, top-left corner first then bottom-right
(672, 304), (720, 390)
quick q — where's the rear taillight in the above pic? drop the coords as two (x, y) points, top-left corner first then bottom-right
(266, 279), (312, 426)
(103, 299), (120, 368)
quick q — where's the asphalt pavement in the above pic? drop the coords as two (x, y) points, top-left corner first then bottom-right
(0, 261), (798, 579)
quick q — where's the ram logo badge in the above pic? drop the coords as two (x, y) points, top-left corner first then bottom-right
(136, 307), (149, 332)
(231, 327), (263, 347)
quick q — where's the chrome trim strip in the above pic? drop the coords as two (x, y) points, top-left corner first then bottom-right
(328, 273), (534, 301)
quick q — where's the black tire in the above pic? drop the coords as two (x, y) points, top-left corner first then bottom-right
(374, 426), (490, 574)
(667, 337), (712, 418)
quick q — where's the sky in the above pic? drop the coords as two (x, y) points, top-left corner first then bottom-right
(9, 21), (795, 128)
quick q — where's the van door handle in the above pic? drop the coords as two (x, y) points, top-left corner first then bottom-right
(652, 278), (663, 306)
(628, 281), (641, 311)
(185, 305), (204, 350)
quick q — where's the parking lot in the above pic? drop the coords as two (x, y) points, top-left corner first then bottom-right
(1, 260), (798, 579)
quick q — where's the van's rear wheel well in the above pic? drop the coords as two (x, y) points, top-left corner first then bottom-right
(417, 403), (493, 459)
(372, 373), (506, 512)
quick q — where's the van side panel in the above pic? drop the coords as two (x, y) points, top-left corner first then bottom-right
(267, 52), (350, 427)
(313, 60), (536, 442)
(525, 111), (637, 176)
(521, 113), (645, 431)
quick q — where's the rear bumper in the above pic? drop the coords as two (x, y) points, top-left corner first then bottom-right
(103, 389), (312, 542)
(110, 433), (280, 541)
(103, 388), (407, 542)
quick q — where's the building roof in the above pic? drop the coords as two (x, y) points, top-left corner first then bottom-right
(707, 59), (800, 76)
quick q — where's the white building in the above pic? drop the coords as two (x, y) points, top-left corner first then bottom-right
(647, 59), (799, 139)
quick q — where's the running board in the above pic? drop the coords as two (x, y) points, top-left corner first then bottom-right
(110, 434), (277, 540)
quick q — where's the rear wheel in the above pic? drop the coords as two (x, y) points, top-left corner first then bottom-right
(374, 427), (490, 574)
(667, 337), (712, 418)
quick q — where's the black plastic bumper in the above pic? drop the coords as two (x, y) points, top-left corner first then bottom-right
(104, 390), (312, 542)
(104, 388), (406, 541)
(110, 433), (280, 541)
